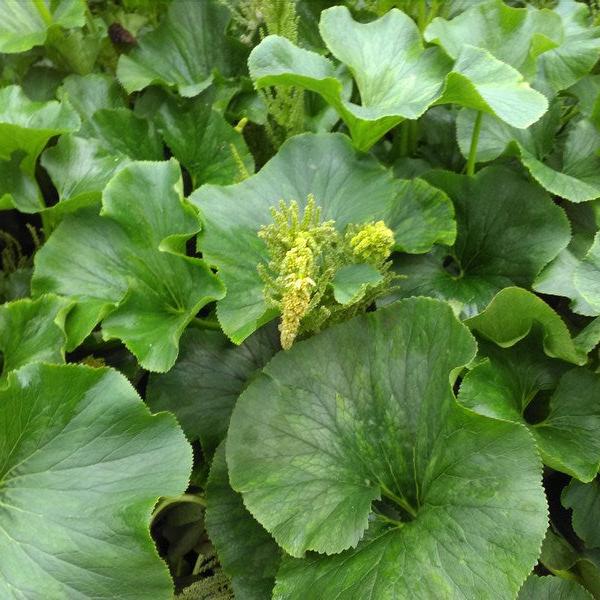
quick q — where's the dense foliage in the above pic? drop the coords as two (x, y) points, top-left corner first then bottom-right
(2, 0), (600, 598)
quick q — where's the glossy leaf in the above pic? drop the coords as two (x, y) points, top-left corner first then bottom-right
(116, 0), (245, 97)
(32, 160), (225, 371)
(0, 294), (71, 381)
(146, 324), (279, 455)
(191, 132), (455, 343)
(228, 298), (547, 598)
(388, 168), (570, 318)
(0, 0), (86, 53)
(0, 363), (192, 599)
(206, 444), (280, 599)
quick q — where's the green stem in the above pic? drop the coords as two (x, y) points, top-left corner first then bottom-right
(380, 483), (417, 519)
(374, 511), (404, 528)
(417, 0), (427, 31)
(546, 565), (583, 585)
(33, 0), (53, 25)
(151, 493), (206, 525)
(191, 317), (221, 331)
(466, 111), (483, 177)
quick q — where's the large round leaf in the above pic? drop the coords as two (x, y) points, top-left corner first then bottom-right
(227, 298), (547, 598)
(0, 363), (192, 599)
(190, 132), (455, 343)
(32, 159), (225, 371)
(388, 166), (570, 317)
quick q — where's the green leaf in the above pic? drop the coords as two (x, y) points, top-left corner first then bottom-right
(0, 152), (43, 213)
(191, 132), (454, 344)
(227, 298), (547, 598)
(534, 203), (600, 316)
(0, 85), (80, 174)
(249, 7), (547, 151)
(520, 118), (600, 204)
(332, 263), (383, 305)
(32, 159), (225, 371)
(456, 102), (561, 164)
(465, 287), (586, 365)
(58, 73), (126, 121)
(563, 479), (600, 548)
(41, 135), (132, 212)
(534, 0), (600, 95)
(574, 233), (600, 314)
(0, 294), (71, 382)
(424, 0), (560, 79)
(388, 168), (570, 318)
(461, 360), (600, 481)
(575, 317), (600, 354)
(206, 444), (280, 600)
(116, 0), (245, 97)
(0, 0), (85, 53)
(0, 363), (192, 599)
(80, 108), (163, 160)
(146, 324), (279, 455)
(153, 92), (254, 188)
(518, 575), (592, 600)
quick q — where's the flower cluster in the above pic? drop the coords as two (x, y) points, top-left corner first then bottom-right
(258, 195), (396, 348)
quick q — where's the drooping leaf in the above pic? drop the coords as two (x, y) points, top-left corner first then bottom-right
(146, 324), (279, 455)
(206, 444), (280, 600)
(191, 132), (455, 343)
(465, 287), (587, 365)
(32, 159), (225, 372)
(0, 294), (71, 381)
(387, 168), (570, 318)
(0, 85), (80, 174)
(249, 6), (547, 151)
(563, 479), (600, 548)
(518, 575), (592, 600)
(153, 92), (254, 188)
(0, 0), (86, 53)
(227, 298), (547, 598)
(0, 363), (192, 599)
(116, 0), (245, 97)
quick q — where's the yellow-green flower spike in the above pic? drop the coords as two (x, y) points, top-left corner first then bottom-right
(349, 221), (395, 265)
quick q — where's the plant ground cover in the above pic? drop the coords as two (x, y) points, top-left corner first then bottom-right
(2, 0), (600, 598)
